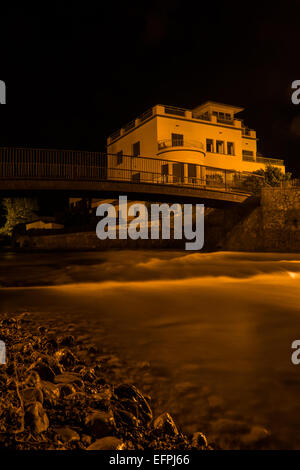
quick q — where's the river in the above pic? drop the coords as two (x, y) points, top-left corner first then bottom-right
(1, 250), (300, 449)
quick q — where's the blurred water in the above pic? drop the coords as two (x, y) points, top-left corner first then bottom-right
(1, 250), (300, 448)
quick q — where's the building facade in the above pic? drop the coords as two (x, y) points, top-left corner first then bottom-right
(106, 102), (285, 186)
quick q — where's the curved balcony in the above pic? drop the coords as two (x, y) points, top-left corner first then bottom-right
(157, 139), (206, 165)
(157, 139), (205, 152)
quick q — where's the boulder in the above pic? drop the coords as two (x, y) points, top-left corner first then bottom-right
(54, 426), (80, 443)
(25, 402), (49, 433)
(85, 410), (115, 438)
(153, 412), (179, 436)
(87, 436), (125, 450)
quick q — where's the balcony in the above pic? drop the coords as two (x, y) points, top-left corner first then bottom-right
(157, 139), (205, 151)
(256, 156), (284, 166)
(242, 154), (284, 166)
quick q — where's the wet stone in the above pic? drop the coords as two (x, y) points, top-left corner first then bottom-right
(25, 402), (49, 433)
(153, 412), (179, 436)
(87, 436), (125, 450)
(54, 426), (80, 443)
(84, 410), (116, 438)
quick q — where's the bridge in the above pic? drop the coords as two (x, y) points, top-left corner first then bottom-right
(0, 147), (262, 206)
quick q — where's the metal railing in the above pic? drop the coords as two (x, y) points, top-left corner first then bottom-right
(0, 147), (264, 195)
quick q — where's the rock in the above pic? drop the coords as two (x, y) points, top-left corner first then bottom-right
(54, 426), (80, 443)
(45, 338), (58, 352)
(59, 335), (75, 347)
(114, 408), (139, 428)
(89, 386), (112, 410)
(25, 371), (41, 388)
(153, 412), (179, 436)
(54, 372), (83, 389)
(114, 384), (152, 424)
(55, 348), (77, 368)
(25, 402), (49, 433)
(59, 383), (77, 397)
(22, 387), (44, 405)
(84, 410), (115, 438)
(81, 434), (92, 447)
(191, 432), (208, 448)
(41, 381), (60, 405)
(240, 425), (270, 446)
(32, 362), (55, 382)
(87, 436), (125, 450)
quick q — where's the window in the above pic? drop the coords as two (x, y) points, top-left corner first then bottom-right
(206, 139), (214, 152)
(117, 150), (123, 165)
(173, 163), (184, 182)
(131, 172), (140, 182)
(161, 164), (169, 176)
(242, 150), (254, 161)
(227, 142), (234, 155)
(171, 133), (184, 146)
(133, 141), (140, 157)
(188, 164), (197, 183)
(216, 140), (224, 153)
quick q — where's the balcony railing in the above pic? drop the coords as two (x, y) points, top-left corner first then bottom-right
(256, 156), (284, 166)
(157, 139), (205, 151)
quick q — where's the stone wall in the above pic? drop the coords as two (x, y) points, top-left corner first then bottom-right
(225, 188), (300, 252)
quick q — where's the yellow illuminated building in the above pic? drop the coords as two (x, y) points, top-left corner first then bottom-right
(106, 102), (285, 185)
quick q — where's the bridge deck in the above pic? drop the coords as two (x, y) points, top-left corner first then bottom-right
(0, 148), (260, 205)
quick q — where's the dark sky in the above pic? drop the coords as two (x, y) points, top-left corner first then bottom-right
(1, 1), (300, 174)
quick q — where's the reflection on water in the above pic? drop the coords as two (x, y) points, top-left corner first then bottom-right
(1, 250), (300, 449)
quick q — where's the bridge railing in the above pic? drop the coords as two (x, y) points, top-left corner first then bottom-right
(0, 147), (263, 194)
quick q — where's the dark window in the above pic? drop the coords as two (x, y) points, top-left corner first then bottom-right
(171, 133), (184, 146)
(117, 150), (123, 165)
(161, 164), (169, 176)
(206, 139), (214, 152)
(133, 141), (140, 156)
(216, 140), (224, 153)
(227, 142), (234, 155)
(173, 163), (184, 182)
(131, 172), (140, 182)
(242, 150), (254, 156)
(188, 164), (197, 178)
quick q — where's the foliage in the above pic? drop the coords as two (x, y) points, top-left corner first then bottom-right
(253, 164), (292, 187)
(0, 198), (38, 237)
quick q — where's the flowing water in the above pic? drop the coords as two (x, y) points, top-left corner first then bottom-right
(1, 250), (300, 449)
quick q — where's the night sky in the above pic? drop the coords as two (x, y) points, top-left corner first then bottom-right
(1, 2), (300, 174)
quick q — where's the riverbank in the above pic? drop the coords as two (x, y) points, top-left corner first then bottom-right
(0, 312), (210, 450)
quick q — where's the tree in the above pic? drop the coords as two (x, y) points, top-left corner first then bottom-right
(0, 198), (38, 237)
(253, 164), (292, 187)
